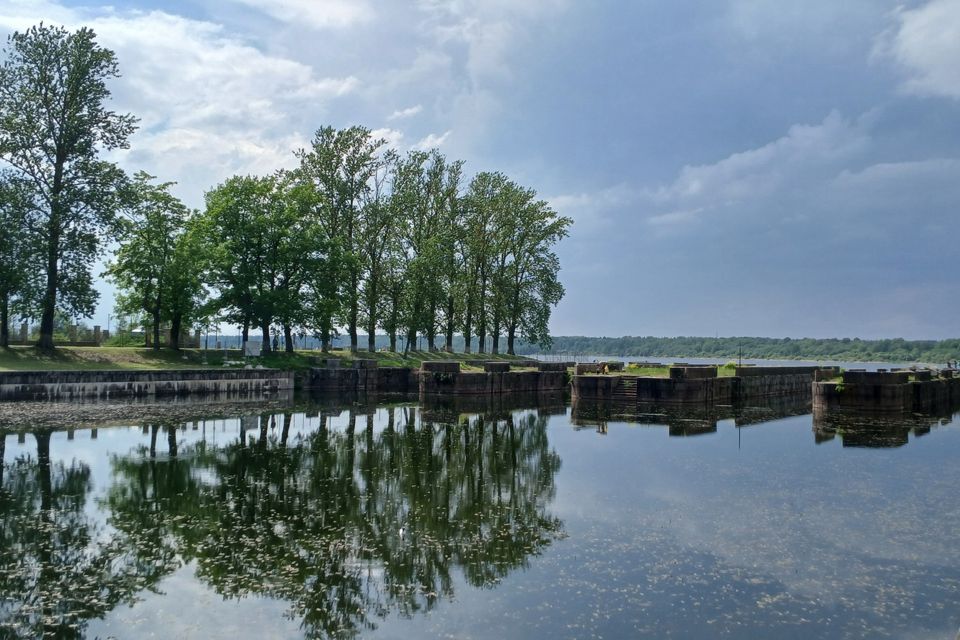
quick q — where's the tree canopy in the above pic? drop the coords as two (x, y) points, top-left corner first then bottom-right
(0, 23), (570, 353)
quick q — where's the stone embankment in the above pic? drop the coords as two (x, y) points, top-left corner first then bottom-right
(0, 369), (294, 401)
(305, 359), (568, 396)
(813, 368), (960, 415)
(571, 365), (836, 406)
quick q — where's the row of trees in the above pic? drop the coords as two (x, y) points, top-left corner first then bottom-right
(0, 24), (570, 353)
(531, 335), (960, 363)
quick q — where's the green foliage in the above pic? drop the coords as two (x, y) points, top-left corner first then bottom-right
(518, 336), (960, 364)
(0, 24), (137, 348)
(106, 172), (199, 349)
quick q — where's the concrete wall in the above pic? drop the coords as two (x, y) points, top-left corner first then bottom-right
(419, 370), (567, 396)
(572, 368), (827, 405)
(813, 375), (960, 414)
(307, 366), (418, 394)
(0, 369), (294, 401)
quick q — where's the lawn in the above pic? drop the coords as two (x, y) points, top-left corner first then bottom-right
(0, 345), (532, 372)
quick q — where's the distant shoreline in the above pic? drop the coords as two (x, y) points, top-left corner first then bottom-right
(518, 335), (959, 365)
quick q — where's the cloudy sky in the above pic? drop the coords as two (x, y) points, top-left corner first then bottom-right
(2, 0), (959, 340)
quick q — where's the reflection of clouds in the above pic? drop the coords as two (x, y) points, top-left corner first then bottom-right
(549, 412), (960, 636)
(88, 562), (300, 639)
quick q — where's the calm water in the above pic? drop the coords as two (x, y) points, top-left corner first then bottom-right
(0, 394), (958, 639)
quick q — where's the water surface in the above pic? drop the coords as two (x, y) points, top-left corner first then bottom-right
(0, 395), (957, 639)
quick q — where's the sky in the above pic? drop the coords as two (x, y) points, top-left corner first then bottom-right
(1, 0), (959, 340)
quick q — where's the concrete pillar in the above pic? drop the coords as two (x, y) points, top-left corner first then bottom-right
(93, 326), (102, 345)
(18, 322), (27, 343)
(194, 329), (201, 348)
(68, 324), (77, 342)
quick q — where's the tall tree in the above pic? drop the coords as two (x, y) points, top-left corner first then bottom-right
(199, 175), (269, 350)
(297, 126), (385, 352)
(501, 198), (571, 354)
(106, 172), (191, 351)
(358, 150), (397, 352)
(0, 25), (137, 349)
(463, 172), (508, 354)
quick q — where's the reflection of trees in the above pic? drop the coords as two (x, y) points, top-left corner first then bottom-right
(0, 429), (178, 638)
(106, 406), (564, 638)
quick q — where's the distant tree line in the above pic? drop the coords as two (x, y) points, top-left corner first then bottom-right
(0, 24), (570, 353)
(519, 336), (960, 364)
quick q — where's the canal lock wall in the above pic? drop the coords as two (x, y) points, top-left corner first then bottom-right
(812, 369), (960, 415)
(305, 359), (568, 397)
(0, 368), (295, 401)
(571, 365), (837, 406)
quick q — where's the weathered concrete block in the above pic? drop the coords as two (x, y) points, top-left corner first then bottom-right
(421, 361), (461, 373)
(842, 370), (909, 384)
(537, 362), (567, 372)
(326, 359), (341, 369)
(484, 362), (511, 373)
(606, 361), (624, 372)
(575, 363), (602, 375)
(669, 366), (717, 380)
(353, 359), (378, 369)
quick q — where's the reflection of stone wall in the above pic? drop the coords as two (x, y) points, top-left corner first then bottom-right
(812, 410), (949, 447)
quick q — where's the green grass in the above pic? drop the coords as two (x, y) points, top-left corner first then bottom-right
(622, 365), (671, 378)
(0, 345), (531, 372)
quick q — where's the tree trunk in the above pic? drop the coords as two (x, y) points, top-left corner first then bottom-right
(284, 323), (294, 353)
(444, 294), (455, 352)
(507, 325), (516, 355)
(170, 313), (183, 350)
(477, 273), (487, 354)
(261, 320), (271, 354)
(38, 161), (65, 350)
(388, 291), (399, 352)
(427, 299), (437, 352)
(320, 315), (331, 352)
(0, 293), (9, 348)
(491, 313), (501, 354)
(152, 308), (161, 351)
(349, 273), (359, 353)
(463, 299), (473, 354)
(38, 235), (58, 350)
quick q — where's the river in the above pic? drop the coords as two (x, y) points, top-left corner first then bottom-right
(0, 393), (957, 639)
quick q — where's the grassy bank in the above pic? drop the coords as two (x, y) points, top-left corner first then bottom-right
(0, 345), (530, 372)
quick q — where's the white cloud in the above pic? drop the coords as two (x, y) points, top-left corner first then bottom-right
(412, 130), (452, 150)
(223, 0), (374, 29)
(387, 104), (423, 120)
(370, 127), (405, 150)
(640, 111), (870, 225)
(876, 0), (960, 98)
(547, 183), (636, 235)
(0, 6), (358, 206)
